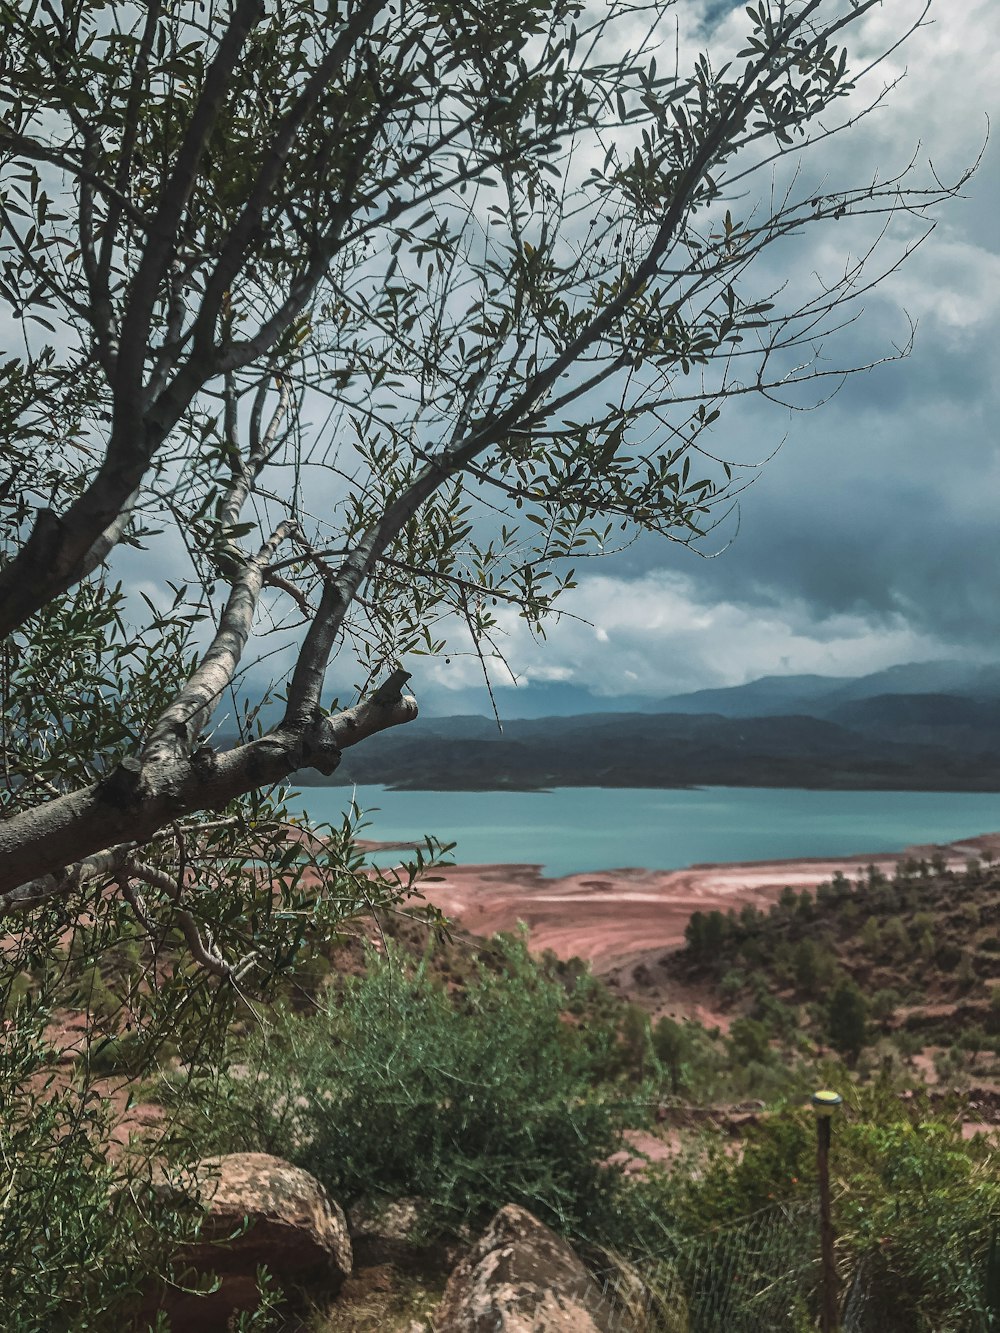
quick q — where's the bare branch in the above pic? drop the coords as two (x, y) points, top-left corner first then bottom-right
(97, 0), (164, 292)
(144, 520), (298, 763)
(0, 843), (136, 917)
(218, 375), (291, 533)
(78, 125), (116, 372)
(0, 673), (418, 898)
(125, 857), (236, 980)
(115, 0), (265, 407)
(186, 0), (384, 370)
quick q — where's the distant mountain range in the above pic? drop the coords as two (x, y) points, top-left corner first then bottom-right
(296, 660), (1000, 792)
(646, 660), (1000, 718)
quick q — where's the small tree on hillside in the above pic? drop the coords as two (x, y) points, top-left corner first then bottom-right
(652, 1014), (688, 1095)
(827, 976), (868, 1063)
(0, 0), (975, 1007)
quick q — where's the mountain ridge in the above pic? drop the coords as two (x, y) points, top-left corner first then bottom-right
(220, 659), (1000, 792)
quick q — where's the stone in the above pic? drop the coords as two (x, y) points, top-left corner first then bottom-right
(433, 1203), (615, 1332)
(348, 1195), (427, 1246)
(347, 1195), (466, 1279)
(140, 1151), (352, 1331)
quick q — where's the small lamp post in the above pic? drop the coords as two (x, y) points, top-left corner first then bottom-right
(811, 1089), (843, 1333)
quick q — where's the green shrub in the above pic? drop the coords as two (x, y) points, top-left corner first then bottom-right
(936, 941), (963, 971)
(839, 1114), (1000, 1331)
(718, 968), (745, 1001)
(860, 915), (882, 955)
(728, 1016), (771, 1066)
(685, 909), (729, 963)
(870, 988), (902, 1023)
(170, 936), (636, 1241)
(635, 1089), (1000, 1332)
(0, 1010), (204, 1333)
(621, 1003), (654, 1081)
(652, 1016), (688, 1095)
(826, 978), (867, 1063)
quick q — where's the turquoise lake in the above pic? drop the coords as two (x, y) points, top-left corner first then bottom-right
(286, 786), (1000, 878)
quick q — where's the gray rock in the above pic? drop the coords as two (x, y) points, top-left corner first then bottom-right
(434, 1203), (614, 1332)
(142, 1151), (351, 1331)
(347, 1194), (467, 1273)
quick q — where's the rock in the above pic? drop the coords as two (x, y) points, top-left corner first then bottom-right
(141, 1152), (352, 1331)
(348, 1195), (427, 1246)
(347, 1195), (465, 1276)
(434, 1203), (615, 1332)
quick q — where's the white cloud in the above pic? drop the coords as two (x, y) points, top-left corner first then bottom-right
(418, 568), (963, 700)
(887, 238), (1000, 338)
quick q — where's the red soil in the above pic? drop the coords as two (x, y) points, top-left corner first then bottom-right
(399, 833), (1000, 981)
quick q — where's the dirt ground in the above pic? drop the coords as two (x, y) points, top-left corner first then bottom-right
(401, 832), (1000, 982)
(36, 830), (1000, 1155)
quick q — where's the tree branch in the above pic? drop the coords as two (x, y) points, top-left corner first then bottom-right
(218, 375), (291, 533)
(114, 0), (265, 409)
(124, 857), (239, 980)
(187, 0), (384, 370)
(0, 674), (418, 899)
(143, 520), (298, 763)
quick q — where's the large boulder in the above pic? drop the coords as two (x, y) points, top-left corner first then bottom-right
(141, 1151), (352, 1331)
(434, 1203), (614, 1332)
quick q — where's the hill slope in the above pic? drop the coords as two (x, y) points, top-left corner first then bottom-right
(311, 704), (1000, 790)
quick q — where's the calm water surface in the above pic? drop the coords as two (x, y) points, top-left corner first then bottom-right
(287, 786), (1000, 878)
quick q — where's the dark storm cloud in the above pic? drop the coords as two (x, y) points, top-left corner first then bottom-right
(107, 0), (1000, 708)
(609, 297), (1000, 651)
(552, 0), (1000, 687)
(697, 0), (743, 34)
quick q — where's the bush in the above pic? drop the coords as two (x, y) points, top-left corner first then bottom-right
(870, 988), (902, 1023)
(827, 979), (867, 1063)
(793, 939), (836, 997)
(719, 968), (745, 1001)
(637, 1090), (1000, 1332)
(171, 936), (636, 1241)
(728, 1017), (771, 1066)
(652, 1016), (688, 1095)
(685, 909), (729, 962)
(840, 1114), (1000, 1332)
(0, 1010), (205, 1333)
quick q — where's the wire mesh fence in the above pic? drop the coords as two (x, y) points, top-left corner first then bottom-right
(589, 1196), (1000, 1332)
(594, 1200), (828, 1332)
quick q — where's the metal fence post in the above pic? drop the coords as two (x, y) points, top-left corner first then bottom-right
(812, 1089), (843, 1333)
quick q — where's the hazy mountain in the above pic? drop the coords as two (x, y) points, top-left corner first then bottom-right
(819, 660), (1000, 706)
(418, 659), (1000, 722)
(643, 660), (1000, 719)
(228, 658), (1000, 792)
(649, 674), (850, 717)
(310, 705), (1000, 792)
(824, 693), (1000, 751)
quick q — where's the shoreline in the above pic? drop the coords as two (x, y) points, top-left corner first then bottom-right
(392, 831), (1000, 976)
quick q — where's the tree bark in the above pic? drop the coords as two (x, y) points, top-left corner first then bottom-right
(0, 687), (417, 905)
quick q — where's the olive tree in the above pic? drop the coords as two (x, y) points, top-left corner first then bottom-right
(0, 0), (972, 991)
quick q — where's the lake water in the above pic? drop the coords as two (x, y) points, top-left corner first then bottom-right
(286, 785), (1000, 878)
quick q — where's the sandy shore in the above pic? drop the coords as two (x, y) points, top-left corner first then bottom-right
(400, 832), (1000, 975)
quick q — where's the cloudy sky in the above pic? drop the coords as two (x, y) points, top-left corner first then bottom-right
(29, 0), (994, 719)
(409, 0), (1000, 714)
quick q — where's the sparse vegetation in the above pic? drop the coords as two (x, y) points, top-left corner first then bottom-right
(678, 859), (1000, 1074)
(161, 933), (640, 1241)
(3, 857), (1000, 1330)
